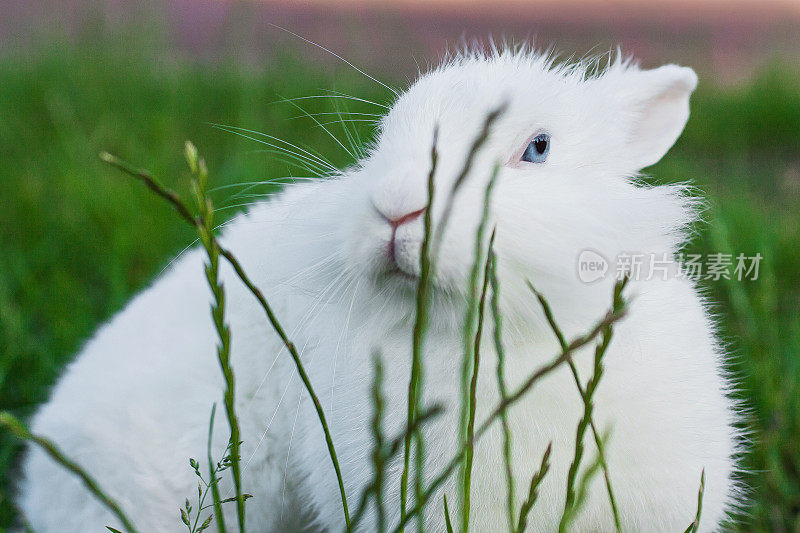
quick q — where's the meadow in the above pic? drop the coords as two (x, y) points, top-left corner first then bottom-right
(0, 38), (799, 531)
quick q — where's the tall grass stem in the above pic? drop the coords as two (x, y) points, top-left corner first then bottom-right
(394, 295), (627, 532)
(102, 147), (350, 529)
(488, 251), (516, 531)
(461, 228), (496, 532)
(185, 144), (246, 532)
(206, 404), (226, 533)
(683, 469), (705, 533)
(515, 443), (552, 533)
(0, 412), (139, 533)
(399, 129), (438, 532)
(529, 279), (625, 531)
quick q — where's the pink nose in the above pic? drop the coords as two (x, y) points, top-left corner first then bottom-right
(387, 208), (425, 228)
(383, 208), (425, 264)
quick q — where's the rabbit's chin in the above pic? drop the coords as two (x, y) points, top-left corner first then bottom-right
(368, 245), (469, 298)
(373, 265), (420, 290)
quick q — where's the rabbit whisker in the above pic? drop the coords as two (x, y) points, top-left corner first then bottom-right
(209, 126), (335, 176)
(277, 95), (357, 160)
(329, 277), (362, 411)
(267, 23), (399, 97)
(281, 390), (303, 525)
(272, 94), (389, 109)
(208, 122), (337, 173)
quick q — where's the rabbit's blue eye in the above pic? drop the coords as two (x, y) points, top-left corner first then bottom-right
(521, 134), (550, 163)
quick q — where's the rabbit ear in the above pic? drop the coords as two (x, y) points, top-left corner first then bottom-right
(611, 64), (698, 169)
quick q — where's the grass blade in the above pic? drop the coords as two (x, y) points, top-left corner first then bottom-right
(218, 248), (350, 530)
(399, 128), (439, 532)
(530, 279), (626, 532)
(206, 404), (226, 533)
(443, 494), (455, 533)
(0, 413), (139, 533)
(461, 229), (496, 532)
(102, 146), (350, 530)
(394, 298), (627, 533)
(560, 450), (603, 530)
(515, 443), (552, 533)
(183, 144), (246, 532)
(430, 103), (506, 260)
(489, 250), (515, 531)
(458, 163), (501, 532)
(683, 469), (705, 533)
(372, 354), (387, 533)
(350, 406), (444, 530)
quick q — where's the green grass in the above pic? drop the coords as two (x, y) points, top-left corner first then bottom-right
(655, 69), (800, 531)
(0, 39), (798, 531)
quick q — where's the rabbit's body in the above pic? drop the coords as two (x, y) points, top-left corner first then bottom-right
(18, 49), (739, 532)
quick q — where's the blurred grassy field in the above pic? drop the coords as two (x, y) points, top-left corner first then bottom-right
(0, 38), (799, 531)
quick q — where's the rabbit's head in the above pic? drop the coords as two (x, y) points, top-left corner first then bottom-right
(338, 48), (700, 334)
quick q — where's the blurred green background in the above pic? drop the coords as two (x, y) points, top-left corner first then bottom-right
(0, 1), (799, 531)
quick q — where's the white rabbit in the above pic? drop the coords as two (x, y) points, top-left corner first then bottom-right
(17, 47), (741, 532)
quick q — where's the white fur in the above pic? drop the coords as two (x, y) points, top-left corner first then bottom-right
(17, 48), (740, 532)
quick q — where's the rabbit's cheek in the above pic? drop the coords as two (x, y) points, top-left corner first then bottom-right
(392, 227), (421, 277)
(345, 215), (391, 272)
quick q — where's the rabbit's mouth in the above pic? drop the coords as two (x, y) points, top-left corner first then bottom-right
(386, 264), (418, 283)
(351, 202), (428, 288)
(376, 248), (420, 283)
(371, 244), (423, 288)
(372, 265), (419, 294)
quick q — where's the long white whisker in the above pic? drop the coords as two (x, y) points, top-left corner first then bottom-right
(247, 259), (346, 403)
(219, 185), (279, 208)
(211, 123), (328, 166)
(368, 277), (401, 319)
(208, 178), (319, 193)
(210, 124), (335, 175)
(274, 94), (389, 109)
(216, 137), (332, 177)
(332, 98), (363, 159)
(283, 269), (355, 361)
(278, 95), (356, 160)
(330, 277), (361, 411)
(323, 88), (387, 109)
(281, 391), (302, 525)
(285, 112), (383, 120)
(159, 237), (200, 275)
(268, 23), (399, 97)
(208, 122), (337, 172)
(222, 189), (321, 203)
(254, 278), (349, 412)
(215, 202), (262, 214)
(210, 122), (337, 170)
(240, 149), (328, 176)
(292, 269), (350, 333)
(334, 93), (371, 159)
(222, 175), (322, 186)
(217, 177), (322, 208)
(237, 332), (312, 491)
(217, 195), (344, 215)
(216, 138), (329, 176)
(313, 119), (379, 128)
(274, 253), (342, 291)
(222, 193), (282, 203)
(269, 261), (341, 297)
(236, 371), (295, 493)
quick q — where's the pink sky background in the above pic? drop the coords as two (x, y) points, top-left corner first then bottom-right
(2, 0), (798, 84)
(263, 0), (800, 17)
(255, 0), (799, 8)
